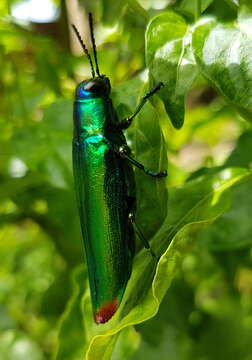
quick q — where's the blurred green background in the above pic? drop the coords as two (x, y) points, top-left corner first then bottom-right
(1, 0), (252, 359)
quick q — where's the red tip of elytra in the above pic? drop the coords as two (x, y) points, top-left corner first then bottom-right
(94, 299), (118, 324)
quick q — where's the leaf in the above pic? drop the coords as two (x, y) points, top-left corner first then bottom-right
(12, 99), (73, 189)
(192, 12), (252, 122)
(111, 326), (141, 360)
(198, 131), (252, 251)
(101, 0), (126, 25)
(0, 175), (42, 204)
(113, 77), (168, 239)
(54, 266), (88, 360)
(225, 130), (252, 168)
(146, 11), (199, 129)
(131, 100), (168, 239)
(55, 167), (252, 359)
(224, 0), (239, 8)
(199, 179), (252, 250)
(177, 0), (214, 19)
(0, 1), (8, 17)
(238, 0), (252, 38)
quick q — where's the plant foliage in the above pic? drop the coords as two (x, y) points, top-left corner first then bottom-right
(1, 0), (252, 359)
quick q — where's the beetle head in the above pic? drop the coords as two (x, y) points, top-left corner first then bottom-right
(75, 76), (111, 99)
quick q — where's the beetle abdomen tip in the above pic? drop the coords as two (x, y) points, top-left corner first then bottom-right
(95, 299), (118, 324)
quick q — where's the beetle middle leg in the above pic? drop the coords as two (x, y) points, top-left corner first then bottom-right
(117, 82), (164, 130)
(117, 145), (167, 178)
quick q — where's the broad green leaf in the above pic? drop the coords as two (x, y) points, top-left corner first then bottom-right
(113, 77), (168, 239)
(131, 99), (168, 239)
(54, 266), (88, 360)
(0, 175), (42, 203)
(55, 167), (252, 360)
(146, 11), (199, 129)
(127, 0), (149, 20)
(177, 0), (214, 19)
(133, 255), (252, 360)
(225, 130), (252, 168)
(101, 0), (148, 27)
(198, 131), (252, 251)
(192, 14), (252, 121)
(0, 1), (8, 17)
(101, 0), (126, 25)
(206, 0), (238, 21)
(224, 0), (239, 8)
(199, 180), (252, 250)
(12, 99), (73, 189)
(111, 326), (141, 360)
(0, 174), (83, 266)
(3, 2), (252, 359)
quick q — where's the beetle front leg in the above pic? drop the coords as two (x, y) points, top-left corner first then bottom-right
(117, 145), (167, 178)
(117, 82), (164, 130)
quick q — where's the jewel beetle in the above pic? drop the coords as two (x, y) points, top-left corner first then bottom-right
(72, 13), (167, 324)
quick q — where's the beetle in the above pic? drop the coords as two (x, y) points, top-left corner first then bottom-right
(72, 13), (167, 324)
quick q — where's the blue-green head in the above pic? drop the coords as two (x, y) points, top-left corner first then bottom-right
(75, 76), (111, 100)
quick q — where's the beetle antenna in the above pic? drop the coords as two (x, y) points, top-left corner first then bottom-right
(71, 24), (95, 78)
(88, 13), (101, 77)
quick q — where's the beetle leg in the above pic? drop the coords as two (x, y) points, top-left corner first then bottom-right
(117, 82), (164, 130)
(128, 212), (159, 261)
(126, 155), (167, 178)
(117, 145), (167, 178)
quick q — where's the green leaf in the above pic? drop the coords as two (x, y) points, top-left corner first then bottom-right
(238, 0), (252, 38)
(55, 167), (252, 359)
(101, 0), (126, 25)
(12, 99), (73, 189)
(146, 11), (199, 129)
(225, 131), (252, 168)
(192, 14), (252, 121)
(198, 131), (252, 251)
(177, 0), (214, 20)
(0, 1), (8, 17)
(224, 0), (239, 9)
(113, 77), (168, 239)
(111, 327), (141, 360)
(54, 266), (88, 360)
(131, 99), (168, 239)
(199, 179), (252, 250)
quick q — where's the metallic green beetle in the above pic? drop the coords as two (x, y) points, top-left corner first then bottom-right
(72, 14), (166, 324)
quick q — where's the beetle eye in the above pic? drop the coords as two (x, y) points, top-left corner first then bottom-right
(84, 80), (106, 95)
(85, 82), (100, 92)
